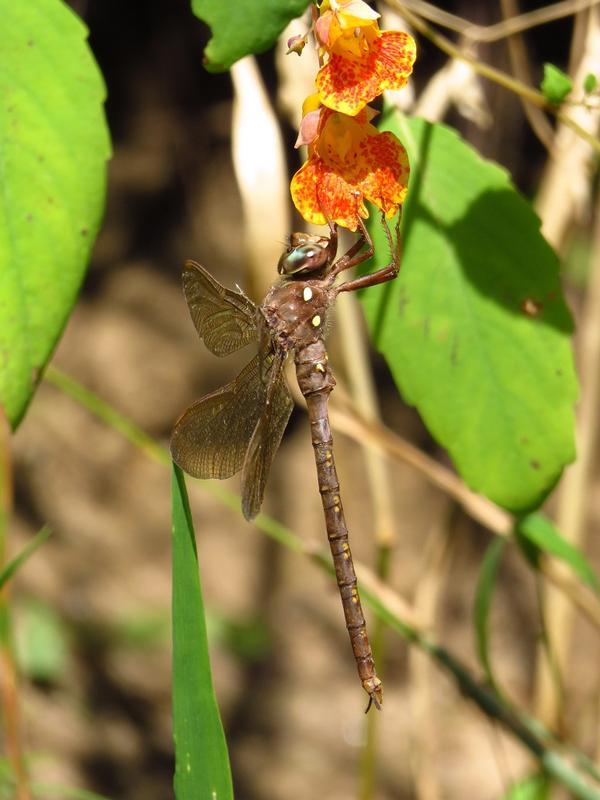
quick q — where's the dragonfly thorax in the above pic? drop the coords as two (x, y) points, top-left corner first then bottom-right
(260, 279), (330, 351)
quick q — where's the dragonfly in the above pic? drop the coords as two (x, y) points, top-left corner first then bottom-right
(171, 217), (400, 711)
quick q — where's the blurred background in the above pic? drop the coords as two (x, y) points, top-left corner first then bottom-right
(8, 0), (600, 798)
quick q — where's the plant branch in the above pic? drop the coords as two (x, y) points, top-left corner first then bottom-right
(44, 365), (600, 798)
(389, 0), (600, 42)
(327, 394), (600, 631)
(499, 0), (556, 152)
(386, 0), (600, 154)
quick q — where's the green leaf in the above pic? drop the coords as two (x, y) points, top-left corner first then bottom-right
(473, 537), (506, 689)
(515, 513), (600, 595)
(361, 114), (577, 512)
(501, 773), (549, 799)
(191, 0), (311, 72)
(0, 0), (110, 429)
(540, 63), (573, 104)
(171, 464), (233, 800)
(583, 73), (598, 94)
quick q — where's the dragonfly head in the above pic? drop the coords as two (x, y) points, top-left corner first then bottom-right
(278, 232), (333, 277)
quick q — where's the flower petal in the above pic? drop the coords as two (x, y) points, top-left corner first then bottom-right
(334, 0), (380, 24)
(316, 30), (416, 115)
(295, 108), (325, 148)
(359, 131), (410, 215)
(290, 159), (365, 230)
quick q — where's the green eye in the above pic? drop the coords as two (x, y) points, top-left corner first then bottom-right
(278, 245), (327, 275)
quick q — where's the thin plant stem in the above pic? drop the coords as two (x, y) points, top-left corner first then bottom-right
(327, 396), (600, 630)
(386, 0), (600, 155)
(499, 0), (556, 152)
(406, 506), (455, 800)
(47, 364), (600, 631)
(0, 407), (31, 800)
(358, 543), (392, 800)
(535, 189), (600, 728)
(389, 0), (600, 42)
(44, 365), (600, 799)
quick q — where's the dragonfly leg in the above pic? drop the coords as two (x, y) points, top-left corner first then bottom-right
(335, 214), (401, 295)
(328, 218), (373, 280)
(325, 219), (339, 265)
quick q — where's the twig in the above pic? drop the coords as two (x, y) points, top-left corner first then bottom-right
(407, 505), (454, 800)
(499, 0), (556, 152)
(534, 9), (600, 247)
(386, 0), (600, 43)
(327, 394), (600, 630)
(313, 540), (600, 800)
(535, 188), (600, 728)
(44, 366), (600, 798)
(386, 0), (600, 155)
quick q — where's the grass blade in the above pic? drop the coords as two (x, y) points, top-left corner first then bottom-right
(516, 513), (600, 595)
(171, 464), (233, 800)
(473, 537), (506, 690)
(0, 527), (51, 589)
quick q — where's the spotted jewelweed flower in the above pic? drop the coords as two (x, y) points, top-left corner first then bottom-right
(314, 0), (416, 116)
(291, 99), (409, 231)
(287, 1), (414, 231)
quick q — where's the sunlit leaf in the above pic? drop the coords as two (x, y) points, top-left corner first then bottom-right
(172, 464), (233, 800)
(361, 113), (577, 512)
(0, 0), (110, 428)
(191, 0), (311, 72)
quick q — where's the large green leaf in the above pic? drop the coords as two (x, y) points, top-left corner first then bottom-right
(0, 0), (110, 429)
(361, 114), (577, 512)
(172, 465), (233, 800)
(191, 0), (311, 72)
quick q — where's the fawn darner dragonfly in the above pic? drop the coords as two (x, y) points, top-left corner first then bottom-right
(171, 218), (400, 711)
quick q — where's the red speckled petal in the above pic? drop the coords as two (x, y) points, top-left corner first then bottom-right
(316, 30), (416, 115)
(290, 160), (328, 226)
(290, 158), (365, 230)
(359, 131), (410, 215)
(373, 31), (417, 92)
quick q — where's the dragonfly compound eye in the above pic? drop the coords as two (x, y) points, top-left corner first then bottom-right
(277, 243), (330, 276)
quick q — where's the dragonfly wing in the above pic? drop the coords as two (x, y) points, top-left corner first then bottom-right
(171, 356), (263, 479)
(241, 356), (294, 521)
(183, 260), (258, 357)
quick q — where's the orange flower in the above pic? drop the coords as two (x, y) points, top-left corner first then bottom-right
(315, 0), (416, 116)
(291, 108), (409, 231)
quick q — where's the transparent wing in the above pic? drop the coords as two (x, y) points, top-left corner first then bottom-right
(183, 260), (258, 357)
(170, 356), (264, 479)
(241, 356), (294, 521)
